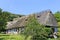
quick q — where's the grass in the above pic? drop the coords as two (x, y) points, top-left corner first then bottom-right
(0, 28), (60, 40)
(0, 34), (60, 40)
(0, 34), (32, 40)
(0, 34), (31, 40)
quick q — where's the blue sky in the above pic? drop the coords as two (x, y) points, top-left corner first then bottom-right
(0, 0), (60, 15)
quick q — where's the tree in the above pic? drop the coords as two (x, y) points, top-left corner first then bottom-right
(0, 19), (7, 32)
(0, 8), (23, 32)
(54, 11), (60, 28)
(23, 14), (51, 40)
(54, 11), (60, 22)
(0, 8), (7, 32)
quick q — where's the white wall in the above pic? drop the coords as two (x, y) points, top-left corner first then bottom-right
(6, 28), (24, 34)
(6, 29), (18, 34)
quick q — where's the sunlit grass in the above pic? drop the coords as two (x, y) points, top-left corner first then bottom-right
(0, 34), (26, 40)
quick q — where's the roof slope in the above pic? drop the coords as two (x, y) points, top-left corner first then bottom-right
(6, 10), (58, 29)
(35, 10), (58, 27)
(6, 16), (28, 29)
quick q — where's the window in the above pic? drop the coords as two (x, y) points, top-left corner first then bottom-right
(37, 15), (41, 18)
(12, 29), (17, 32)
(25, 19), (28, 21)
(50, 11), (52, 13)
(37, 16), (40, 18)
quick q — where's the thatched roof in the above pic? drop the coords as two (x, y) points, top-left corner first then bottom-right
(35, 10), (58, 27)
(6, 16), (28, 29)
(6, 10), (58, 29)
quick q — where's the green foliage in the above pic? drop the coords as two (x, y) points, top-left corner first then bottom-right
(0, 19), (7, 31)
(0, 8), (23, 32)
(54, 11), (60, 28)
(0, 8), (7, 32)
(54, 11), (60, 22)
(2, 11), (22, 21)
(58, 22), (60, 28)
(23, 15), (51, 40)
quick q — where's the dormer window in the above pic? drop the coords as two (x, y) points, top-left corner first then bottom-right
(37, 16), (40, 18)
(25, 19), (28, 21)
(37, 15), (41, 18)
(50, 11), (52, 13)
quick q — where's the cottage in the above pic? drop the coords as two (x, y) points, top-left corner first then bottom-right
(6, 10), (58, 36)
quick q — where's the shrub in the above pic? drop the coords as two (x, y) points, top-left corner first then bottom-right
(23, 15), (51, 40)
